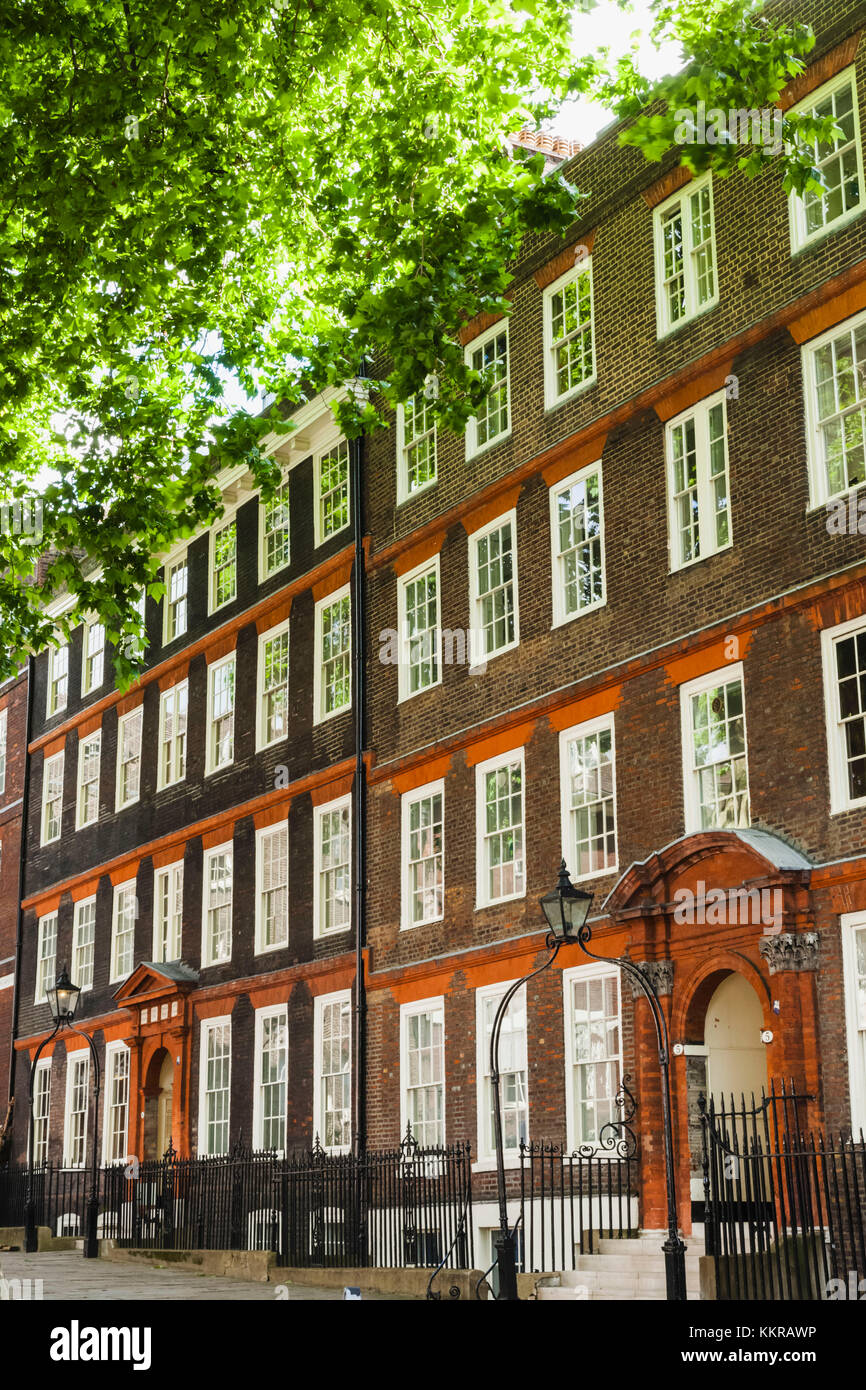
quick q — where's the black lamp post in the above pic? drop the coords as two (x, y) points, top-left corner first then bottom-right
(547, 859), (688, 1301)
(24, 966), (102, 1259)
(488, 862), (593, 1300)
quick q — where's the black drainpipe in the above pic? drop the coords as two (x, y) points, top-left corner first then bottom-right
(350, 429), (367, 1156)
(7, 657), (33, 1152)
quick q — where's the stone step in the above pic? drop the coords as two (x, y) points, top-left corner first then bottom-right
(572, 1252), (702, 1274)
(536, 1283), (703, 1302)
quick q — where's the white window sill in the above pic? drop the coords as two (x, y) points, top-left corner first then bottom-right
(465, 430), (512, 463)
(397, 676), (442, 705)
(313, 702), (352, 728)
(472, 1157), (522, 1173)
(397, 478), (438, 508)
(791, 201), (865, 257)
(475, 891), (527, 912)
(657, 296), (719, 342)
(551, 597), (606, 631)
(668, 538), (732, 576)
(259, 559), (292, 586)
(544, 375), (597, 413)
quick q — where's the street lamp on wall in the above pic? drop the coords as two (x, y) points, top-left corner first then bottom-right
(24, 966), (102, 1260)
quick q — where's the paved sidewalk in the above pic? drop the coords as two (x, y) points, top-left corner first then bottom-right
(0, 1251), (414, 1300)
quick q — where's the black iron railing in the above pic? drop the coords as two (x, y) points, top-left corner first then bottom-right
(518, 1076), (640, 1271)
(700, 1080), (866, 1301)
(0, 1132), (474, 1272)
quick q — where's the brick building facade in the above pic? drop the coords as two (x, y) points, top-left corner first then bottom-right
(0, 667), (28, 1155)
(6, 0), (866, 1275)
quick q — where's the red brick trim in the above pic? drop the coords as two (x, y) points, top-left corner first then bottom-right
(391, 753), (453, 796)
(77, 712), (102, 738)
(202, 824), (234, 851)
(109, 862), (139, 887)
(392, 531), (446, 577)
(310, 770), (354, 806)
(158, 663), (190, 691)
(787, 277), (866, 345)
(541, 435), (608, 489)
(312, 555), (353, 602)
(117, 690), (145, 716)
(780, 32), (862, 111)
(41, 734), (65, 760)
(461, 484), (523, 536)
(205, 632), (239, 663)
(152, 844), (186, 870)
(642, 164), (691, 210)
(464, 719), (537, 767)
(533, 230), (597, 289)
(70, 879), (100, 903)
(547, 685), (623, 733)
(663, 632), (756, 688)
(654, 359), (736, 422)
(457, 301), (511, 346)
(253, 800), (291, 831)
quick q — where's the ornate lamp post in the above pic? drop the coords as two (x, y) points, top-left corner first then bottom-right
(24, 967), (102, 1259)
(547, 860), (688, 1301)
(488, 862), (594, 1301)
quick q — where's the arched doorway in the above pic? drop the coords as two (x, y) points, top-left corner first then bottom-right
(704, 972), (768, 1105)
(142, 1049), (174, 1160)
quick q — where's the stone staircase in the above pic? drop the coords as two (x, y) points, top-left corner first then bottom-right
(534, 1232), (704, 1300)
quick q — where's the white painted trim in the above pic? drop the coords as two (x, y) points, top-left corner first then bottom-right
(474, 978), (528, 1165)
(62, 1050), (90, 1170)
(161, 550), (189, 647)
(821, 612), (866, 815)
(468, 507), (520, 669)
(801, 303), (866, 509)
(313, 436), (351, 548)
(788, 66), (865, 254)
(110, 879), (137, 984)
(653, 171), (719, 338)
(400, 778), (445, 932)
(542, 259), (597, 410)
(257, 470), (292, 585)
(678, 660), (748, 835)
(41, 749), (64, 845)
(75, 729), (101, 831)
(558, 712), (618, 883)
(34, 910), (58, 1005)
(396, 397), (438, 506)
(198, 1015), (232, 1157)
(313, 793), (352, 940)
(253, 1003), (288, 1155)
(115, 706), (143, 812)
(841, 911), (866, 1132)
(397, 553), (442, 702)
(80, 617), (106, 698)
(101, 1040), (130, 1166)
(665, 390), (731, 573)
(205, 653), (236, 775)
(254, 819), (289, 955)
(474, 746), (527, 910)
(200, 841), (234, 966)
(256, 615), (291, 752)
(208, 506), (240, 613)
(152, 860), (184, 963)
(399, 995), (446, 1144)
(313, 584), (352, 726)
(71, 895), (97, 994)
(313, 989), (353, 1154)
(464, 320), (512, 459)
(156, 680), (188, 792)
(562, 961), (622, 1154)
(549, 459), (606, 628)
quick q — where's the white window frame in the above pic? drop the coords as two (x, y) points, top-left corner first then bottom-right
(475, 748), (526, 910)
(398, 555), (441, 702)
(162, 551), (189, 645)
(75, 730), (101, 830)
(198, 1016), (232, 1157)
(465, 321), (511, 459)
(313, 794), (352, 939)
(110, 880), (137, 983)
(157, 681), (188, 791)
(397, 393), (438, 504)
(399, 996), (445, 1148)
(665, 391), (731, 571)
(469, 509), (519, 668)
(47, 642), (69, 718)
(314, 438), (350, 547)
(255, 821), (289, 954)
(31, 1059), (51, 1166)
(543, 259), (597, 409)
(115, 706), (143, 811)
(559, 714), (618, 883)
(821, 613), (866, 814)
(253, 1004), (288, 1155)
(41, 750), (64, 845)
(35, 911), (58, 1004)
(258, 475), (291, 582)
(201, 842), (233, 966)
(549, 460), (606, 628)
(209, 512), (239, 612)
(680, 662), (750, 834)
(789, 66), (865, 254)
(563, 962), (623, 1153)
(653, 172), (718, 337)
(313, 989), (353, 1155)
(841, 910), (866, 1132)
(81, 618), (105, 697)
(313, 586), (352, 725)
(152, 860), (184, 963)
(206, 654), (236, 774)
(802, 305), (866, 510)
(71, 897), (96, 993)
(475, 980), (528, 1167)
(102, 1042), (130, 1165)
(401, 778), (445, 931)
(63, 1051), (90, 1170)
(256, 617), (291, 751)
